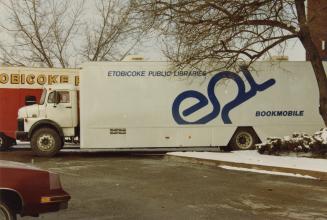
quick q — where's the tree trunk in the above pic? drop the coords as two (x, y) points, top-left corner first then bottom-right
(295, 0), (327, 126)
(300, 27), (327, 126)
(307, 45), (327, 126)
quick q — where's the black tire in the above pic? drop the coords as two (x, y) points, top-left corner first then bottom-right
(220, 145), (233, 152)
(0, 201), (16, 220)
(0, 134), (15, 151)
(229, 128), (258, 150)
(31, 128), (62, 157)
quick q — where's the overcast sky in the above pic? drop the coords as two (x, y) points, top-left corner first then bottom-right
(141, 38), (306, 62)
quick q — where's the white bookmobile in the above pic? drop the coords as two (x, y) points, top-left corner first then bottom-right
(16, 61), (326, 156)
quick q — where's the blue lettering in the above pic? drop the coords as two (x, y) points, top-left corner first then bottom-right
(255, 110), (304, 117)
(172, 67), (276, 124)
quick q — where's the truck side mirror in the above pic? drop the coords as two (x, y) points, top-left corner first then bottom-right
(54, 92), (61, 105)
(25, 96), (36, 106)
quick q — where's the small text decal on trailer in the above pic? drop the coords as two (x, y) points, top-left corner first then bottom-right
(172, 68), (276, 124)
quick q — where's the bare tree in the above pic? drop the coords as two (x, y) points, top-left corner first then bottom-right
(0, 0), (84, 67)
(82, 0), (144, 61)
(0, 0), (144, 66)
(137, 0), (327, 126)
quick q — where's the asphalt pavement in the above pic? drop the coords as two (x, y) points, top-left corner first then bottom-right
(1, 147), (327, 220)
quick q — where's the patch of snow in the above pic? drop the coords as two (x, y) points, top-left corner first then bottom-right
(318, 128), (327, 144)
(167, 150), (327, 173)
(258, 129), (327, 154)
(219, 165), (317, 179)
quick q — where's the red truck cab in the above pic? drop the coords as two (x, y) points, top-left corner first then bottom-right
(0, 88), (42, 148)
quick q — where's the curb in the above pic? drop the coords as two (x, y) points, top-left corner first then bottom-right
(165, 154), (327, 181)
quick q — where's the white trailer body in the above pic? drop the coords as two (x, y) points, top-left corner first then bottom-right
(79, 61), (325, 149)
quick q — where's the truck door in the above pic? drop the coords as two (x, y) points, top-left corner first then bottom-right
(46, 90), (73, 127)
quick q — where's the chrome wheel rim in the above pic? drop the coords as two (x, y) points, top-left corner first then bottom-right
(37, 134), (55, 151)
(236, 132), (253, 150)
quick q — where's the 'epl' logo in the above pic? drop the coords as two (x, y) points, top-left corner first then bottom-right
(172, 68), (276, 124)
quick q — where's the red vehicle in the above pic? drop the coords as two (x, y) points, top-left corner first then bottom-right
(0, 67), (79, 150)
(0, 160), (70, 219)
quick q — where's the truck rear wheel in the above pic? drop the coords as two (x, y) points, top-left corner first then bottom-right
(31, 128), (62, 157)
(0, 134), (15, 151)
(229, 128), (258, 150)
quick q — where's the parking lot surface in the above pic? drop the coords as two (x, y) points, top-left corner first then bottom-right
(1, 148), (327, 220)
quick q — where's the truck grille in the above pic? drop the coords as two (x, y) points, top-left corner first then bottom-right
(17, 119), (24, 131)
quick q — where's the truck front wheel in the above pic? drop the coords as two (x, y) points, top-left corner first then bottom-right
(31, 128), (62, 157)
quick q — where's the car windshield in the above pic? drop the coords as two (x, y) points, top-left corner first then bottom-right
(39, 89), (47, 105)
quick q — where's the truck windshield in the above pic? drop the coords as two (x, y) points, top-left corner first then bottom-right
(39, 89), (47, 105)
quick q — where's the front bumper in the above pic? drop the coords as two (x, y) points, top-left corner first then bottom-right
(40, 195), (71, 205)
(16, 131), (29, 141)
(39, 194), (71, 212)
(22, 194), (71, 217)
